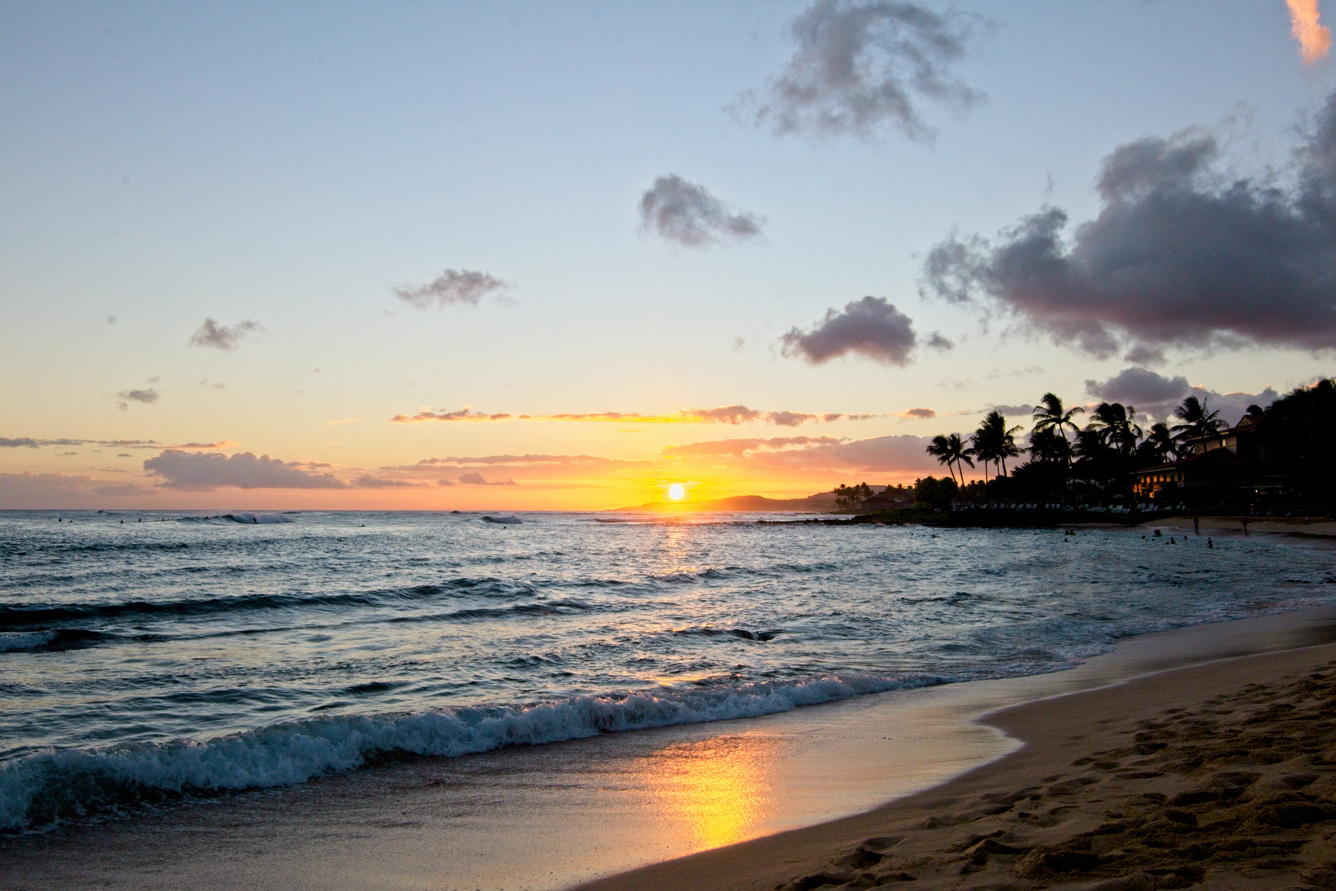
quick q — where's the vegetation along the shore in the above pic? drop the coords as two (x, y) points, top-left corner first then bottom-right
(838, 378), (1335, 520)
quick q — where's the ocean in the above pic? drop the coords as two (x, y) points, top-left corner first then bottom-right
(2, 509), (1333, 835)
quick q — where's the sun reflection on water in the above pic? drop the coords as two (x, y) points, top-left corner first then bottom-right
(639, 734), (777, 850)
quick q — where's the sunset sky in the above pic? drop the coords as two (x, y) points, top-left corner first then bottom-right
(3, 1), (1334, 510)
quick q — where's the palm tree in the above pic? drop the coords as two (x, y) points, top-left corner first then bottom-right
(1032, 393), (1084, 458)
(1171, 395), (1223, 449)
(1087, 402), (1142, 456)
(1140, 422), (1178, 464)
(926, 435), (958, 485)
(972, 411), (1023, 479)
(945, 433), (975, 485)
(1029, 426), (1074, 464)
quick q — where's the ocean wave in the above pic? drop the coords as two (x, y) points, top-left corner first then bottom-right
(177, 513), (295, 525)
(0, 578), (546, 631)
(673, 627), (783, 642)
(0, 672), (926, 832)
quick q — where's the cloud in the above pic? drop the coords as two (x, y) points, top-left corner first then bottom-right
(663, 436), (843, 458)
(0, 437), (40, 448)
(458, 471), (517, 486)
(1084, 367), (1280, 422)
(189, 318), (263, 351)
(350, 475), (427, 488)
(780, 296), (921, 365)
(143, 450), (347, 490)
(391, 405), (873, 426)
(920, 93), (1336, 358)
(1288, 0), (1332, 65)
(391, 408), (514, 423)
(1085, 367), (1191, 407)
(897, 407), (936, 419)
(0, 472), (146, 507)
(987, 404), (1034, 418)
(736, 0), (981, 141)
(638, 175), (765, 248)
(116, 389), (160, 410)
(393, 269), (508, 308)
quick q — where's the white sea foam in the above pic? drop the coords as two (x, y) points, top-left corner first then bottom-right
(0, 673), (915, 832)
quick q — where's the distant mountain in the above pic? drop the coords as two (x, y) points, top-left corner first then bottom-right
(614, 490), (839, 512)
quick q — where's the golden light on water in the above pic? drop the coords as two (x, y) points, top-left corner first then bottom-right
(641, 735), (775, 850)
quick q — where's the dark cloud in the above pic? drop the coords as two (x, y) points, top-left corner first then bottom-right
(1085, 367), (1191, 407)
(116, 389), (160, 410)
(1123, 344), (1167, 366)
(737, 0), (981, 141)
(638, 175), (765, 248)
(988, 404), (1033, 418)
(393, 269), (508, 308)
(921, 94), (1336, 357)
(189, 318), (263, 351)
(0, 438), (40, 448)
(1084, 366), (1281, 422)
(143, 450), (346, 490)
(781, 296), (920, 365)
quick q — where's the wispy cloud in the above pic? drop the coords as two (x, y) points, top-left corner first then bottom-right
(736, 0), (981, 141)
(189, 318), (263, 351)
(896, 407), (936, 419)
(143, 450), (347, 490)
(1288, 0), (1331, 65)
(393, 269), (508, 308)
(350, 475), (427, 488)
(638, 175), (765, 248)
(920, 92), (1336, 358)
(781, 296), (929, 366)
(391, 405), (879, 426)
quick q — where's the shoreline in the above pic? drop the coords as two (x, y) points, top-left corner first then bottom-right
(4, 607), (1336, 889)
(576, 611), (1336, 891)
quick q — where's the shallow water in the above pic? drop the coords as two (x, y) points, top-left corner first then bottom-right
(1, 509), (1332, 832)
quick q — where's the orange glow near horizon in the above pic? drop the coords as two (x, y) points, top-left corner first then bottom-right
(1288, 0), (1332, 64)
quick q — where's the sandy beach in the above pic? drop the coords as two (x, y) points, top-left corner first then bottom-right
(1, 599), (1333, 891)
(579, 627), (1336, 891)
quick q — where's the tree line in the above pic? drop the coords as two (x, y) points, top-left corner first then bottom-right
(914, 378), (1335, 508)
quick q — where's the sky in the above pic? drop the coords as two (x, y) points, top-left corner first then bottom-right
(2, 0), (1334, 510)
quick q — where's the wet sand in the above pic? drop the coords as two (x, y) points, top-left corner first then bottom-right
(579, 612), (1336, 891)
(4, 608), (1336, 890)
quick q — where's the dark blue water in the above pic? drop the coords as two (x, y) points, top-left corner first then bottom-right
(1, 509), (1332, 832)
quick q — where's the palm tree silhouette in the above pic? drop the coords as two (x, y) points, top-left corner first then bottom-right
(972, 411), (1023, 479)
(1087, 402), (1142, 456)
(1031, 393), (1084, 464)
(926, 435), (957, 485)
(926, 432), (976, 485)
(1172, 395), (1223, 448)
(945, 433), (975, 485)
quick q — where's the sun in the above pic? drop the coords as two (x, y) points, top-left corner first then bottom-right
(668, 483), (685, 501)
